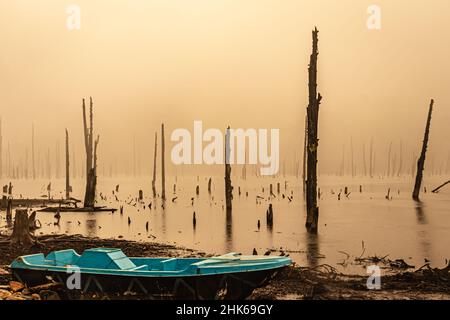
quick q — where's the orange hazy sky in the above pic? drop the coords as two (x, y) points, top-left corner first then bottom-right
(0, 0), (449, 176)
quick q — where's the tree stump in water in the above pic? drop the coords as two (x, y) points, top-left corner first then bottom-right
(10, 209), (35, 246)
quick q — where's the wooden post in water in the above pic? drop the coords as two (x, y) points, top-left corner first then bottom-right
(225, 126), (233, 213)
(152, 131), (157, 198)
(82, 97), (99, 208)
(161, 124), (166, 201)
(305, 28), (322, 233)
(413, 99), (434, 201)
(208, 177), (212, 194)
(65, 129), (70, 200)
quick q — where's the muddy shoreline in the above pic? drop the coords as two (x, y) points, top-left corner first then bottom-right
(1, 234), (450, 300)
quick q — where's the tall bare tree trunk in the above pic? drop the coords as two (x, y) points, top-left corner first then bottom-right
(82, 97), (99, 208)
(302, 115), (307, 195)
(225, 126), (233, 214)
(65, 129), (70, 200)
(161, 124), (166, 201)
(387, 141), (392, 177)
(32, 124), (36, 180)
(362, 142), (367, 177)
(369, 138), (374, 177)
(398, 141), (403, 177)
(413, 99), (434, 201)
(305, 28), (322, 234)
(152, 132), (157, 198)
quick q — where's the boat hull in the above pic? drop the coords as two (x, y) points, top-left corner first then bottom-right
(12, 266), (285, 299)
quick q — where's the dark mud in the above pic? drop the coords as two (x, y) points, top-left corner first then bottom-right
(1, 234), (450, 300)
(250, 264), (450, 300)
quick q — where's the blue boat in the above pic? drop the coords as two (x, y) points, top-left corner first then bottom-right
(11, 248), (292, 299)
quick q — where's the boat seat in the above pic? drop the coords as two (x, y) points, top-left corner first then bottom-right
(129, 265), (148, 271)
(160, 258), (178, 271)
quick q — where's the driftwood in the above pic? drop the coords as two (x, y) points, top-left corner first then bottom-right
(432, 180), (450, 193)
(305, 28), (322, 233)
(413, 99), (434, 200)
(39, 206), (116, 213)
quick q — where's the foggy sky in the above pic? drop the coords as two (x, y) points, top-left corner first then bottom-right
(1, 0), (450, 177)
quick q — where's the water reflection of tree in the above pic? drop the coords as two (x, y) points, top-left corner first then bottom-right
(415, 202), (428, 225)
(85, 219), (97, 237)
(415, 203), (432, 263)
(225, 208), (233, 253)
(306, 232), (321, 268)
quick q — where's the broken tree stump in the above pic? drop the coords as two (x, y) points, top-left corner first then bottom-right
(10, 209), (35, 246)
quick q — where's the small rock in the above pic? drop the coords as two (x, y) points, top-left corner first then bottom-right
(6, 293), (26, 300)
(31, 293), (41, 300)
(9, 281), (24, 292)
(0, 267), (9, 275)
(0, 289), (12, 299)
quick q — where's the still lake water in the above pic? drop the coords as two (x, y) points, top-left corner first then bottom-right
(1, 175), (450, 272)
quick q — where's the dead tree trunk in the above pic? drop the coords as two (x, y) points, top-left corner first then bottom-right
(398, 141), (403, 177)
(305, 28), (322, 233)
(413, 99), (434, 200)
(161, 124), (166, 201)
(152, 131), (157, 198)
(65, 129), (70, 200)
(363, 142), (367, 177)
(387, 141), (392, 177)
(225, 126), (233, 214)
(10, 209), (34, 246)
(82, 97), (99, 208)
(369, 138), (374, 178)
(32, 124), (36, 180)
(302, 114), (307, 196)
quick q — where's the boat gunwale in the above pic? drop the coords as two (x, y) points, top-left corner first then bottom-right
(11, 254), (292, 278)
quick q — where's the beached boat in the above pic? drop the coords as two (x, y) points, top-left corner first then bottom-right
(11, 248), (292, 299)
